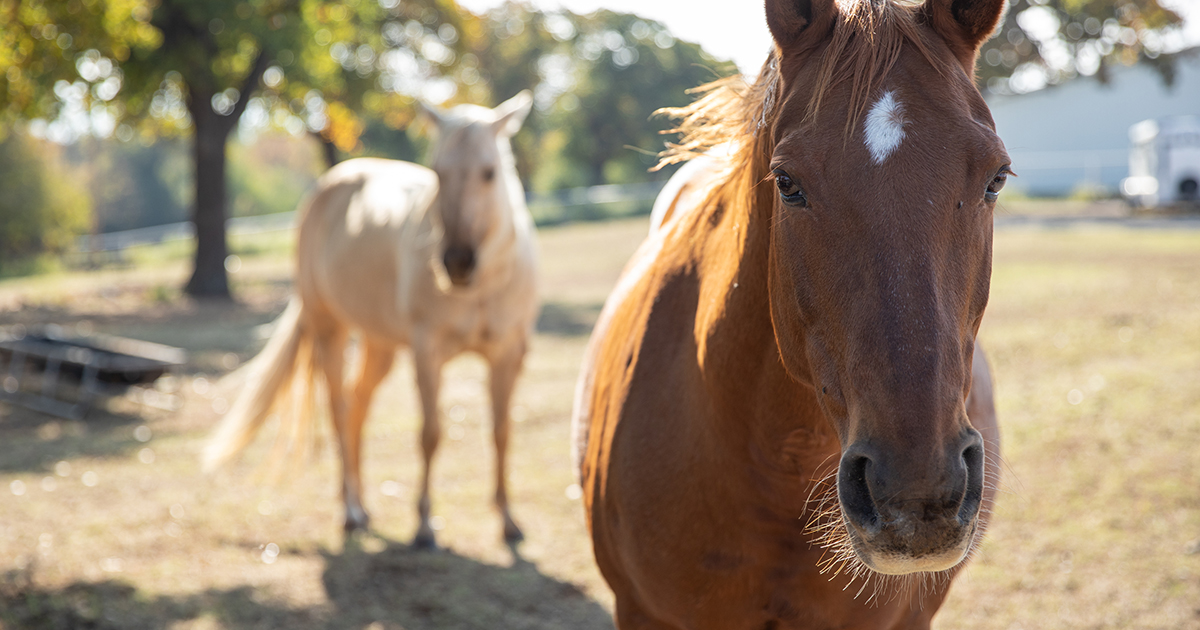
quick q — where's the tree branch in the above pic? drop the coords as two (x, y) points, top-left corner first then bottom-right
(219, 48), (271, 135)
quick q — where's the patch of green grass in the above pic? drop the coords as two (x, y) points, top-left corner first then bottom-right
(122, 238), (196, 270)
(0, 252), (67, 279)
(229, 229), (296, 260)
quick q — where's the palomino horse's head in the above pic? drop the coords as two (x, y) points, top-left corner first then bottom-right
(419, 91), (533, 288)
(761, 0), (1008, 575)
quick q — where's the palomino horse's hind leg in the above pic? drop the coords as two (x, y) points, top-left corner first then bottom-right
(313, 326), (366, 532)
(488, 339), (527, 543)
(338, 338), (397, 533)
(412, 339), (445, 548)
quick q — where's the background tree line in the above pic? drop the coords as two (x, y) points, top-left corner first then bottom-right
(0, 0), (1188, 297)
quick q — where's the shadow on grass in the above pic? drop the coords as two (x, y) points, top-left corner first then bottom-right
(0, 537), (614, 630)
(322, 536), (613, 629)
(0, 568), (316, 630)
(0, 406), (144, 475)
(536, 301), (604, 337)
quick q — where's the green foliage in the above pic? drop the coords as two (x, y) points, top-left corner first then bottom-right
(227, 133), (324, 217)
(60, 137), (189, 232)
(980, 0), (1187, 94)
(459, 4), (737, 192)
(549, 10), (735, 189)
(0, 132), (90, 269)
(0, 0), (161, 128)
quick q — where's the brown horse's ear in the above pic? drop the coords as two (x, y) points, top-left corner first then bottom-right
(765, 0), (837, 51)
(923, 0), (1008, 70)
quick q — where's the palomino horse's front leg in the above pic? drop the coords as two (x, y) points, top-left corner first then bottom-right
(412, 339), (445, 548)
(489, 338), (527, 543)
(337, 338), (397, 532)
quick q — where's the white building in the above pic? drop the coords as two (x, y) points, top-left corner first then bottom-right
(985, 50), (1200, 197)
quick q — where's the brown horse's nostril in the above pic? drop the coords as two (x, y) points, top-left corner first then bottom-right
(837, 449), (881, 533)
(443, 246), (476, 285)
(957, 434), (985, 525)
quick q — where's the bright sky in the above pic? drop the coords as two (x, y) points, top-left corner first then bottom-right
(456, 0), (774, 74)
(457, 0), (1200, 76)
(1161, 0), (1200, 49)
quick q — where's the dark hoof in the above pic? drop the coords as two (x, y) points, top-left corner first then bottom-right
(344, 514), (370, 533)
(413, 530), (438, 550)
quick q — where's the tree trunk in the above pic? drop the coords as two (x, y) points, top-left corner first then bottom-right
(590, 159), (606, 188)
(181, 51), (268, 300)
(184, 95), (233, 299)
(318, 133), (340, 170)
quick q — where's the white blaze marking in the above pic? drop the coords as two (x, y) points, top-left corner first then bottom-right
(864, 90), (906, 164)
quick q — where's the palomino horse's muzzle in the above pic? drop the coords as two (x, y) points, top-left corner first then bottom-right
(442, 245), (477, 287)
(837, 427), (985, 575)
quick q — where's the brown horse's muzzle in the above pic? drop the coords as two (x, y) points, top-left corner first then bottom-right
(837, 427), (985, 575)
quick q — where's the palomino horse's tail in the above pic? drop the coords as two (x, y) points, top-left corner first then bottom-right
(202, 298), (319, 473)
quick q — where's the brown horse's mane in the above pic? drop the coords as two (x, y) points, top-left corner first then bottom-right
(656, 0), (937, 172)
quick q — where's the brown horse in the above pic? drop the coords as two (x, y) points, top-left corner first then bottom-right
(571, 0), (1008, 627)
(205, 92), (537, 547)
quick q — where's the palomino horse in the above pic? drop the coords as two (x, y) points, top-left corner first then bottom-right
(206, 92), (537, 546)
(572, 0), (1008, 626)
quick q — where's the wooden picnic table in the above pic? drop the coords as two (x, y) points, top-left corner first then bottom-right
(0, 325), (186, 419)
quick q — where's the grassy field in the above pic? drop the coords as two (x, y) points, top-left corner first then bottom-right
(1, 212), (1198, 629)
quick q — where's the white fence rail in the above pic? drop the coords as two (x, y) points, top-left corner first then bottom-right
(77, 181), (667, 254)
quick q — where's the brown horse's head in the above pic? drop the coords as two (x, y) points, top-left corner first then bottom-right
(762, 0), (1008, 575)
(419, 91), (532, 288)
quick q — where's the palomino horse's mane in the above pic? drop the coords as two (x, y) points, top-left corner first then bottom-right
(656, 0), (939, 172)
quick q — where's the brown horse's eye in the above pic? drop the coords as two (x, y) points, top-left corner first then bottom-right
(482, 167), (496, 182)
(985, 167), (1010, 203)
(773, 169), (807, 207)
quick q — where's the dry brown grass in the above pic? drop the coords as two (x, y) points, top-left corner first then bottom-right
(937, 225), (1200, 629)
(1, 215), (1198, 629)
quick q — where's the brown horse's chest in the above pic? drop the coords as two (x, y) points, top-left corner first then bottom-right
(598, 444), (917, 629)
(590, 324), (925, 630)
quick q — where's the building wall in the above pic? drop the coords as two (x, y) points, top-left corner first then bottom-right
(985, 51), (1200, 197)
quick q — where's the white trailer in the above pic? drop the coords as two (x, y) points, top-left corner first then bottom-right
(1121, 115), (1200, 208)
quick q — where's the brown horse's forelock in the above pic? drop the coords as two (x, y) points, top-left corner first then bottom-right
(656, 0), (942, 172)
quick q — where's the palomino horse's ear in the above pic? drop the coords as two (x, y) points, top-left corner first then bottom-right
(492, 90), (533, 138)
(764, 0), (837, 50)
(416, 100), (446, 130)
(923, 0), (1008, 70)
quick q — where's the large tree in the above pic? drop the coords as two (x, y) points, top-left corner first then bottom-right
(1, 0), (454, 298)
(147, 0), (303, 297)
(1, 0), (297, 297)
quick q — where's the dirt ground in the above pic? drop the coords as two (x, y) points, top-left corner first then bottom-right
(1, 212), (1199, 629)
